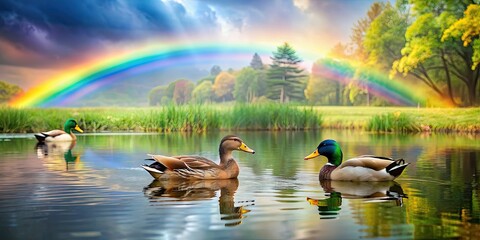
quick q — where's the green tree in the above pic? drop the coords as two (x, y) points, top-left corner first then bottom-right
(392, 0), (479, 106)
(250, 53), (264, 70)
(234, 67), (267, 102)
(305, 59), (352, 105)
(266, 42), (306, 103)
(443, 4), (480, 70)
(0, 81), (23, 104)
(213, 72), (236, 102)
(351, 2), (385, 62)
(191, 81), (213, 104)
(148, 85), (168, 106)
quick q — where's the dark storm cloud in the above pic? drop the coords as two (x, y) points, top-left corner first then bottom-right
(0, 0), (218, 67)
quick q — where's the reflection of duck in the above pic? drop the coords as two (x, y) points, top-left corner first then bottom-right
(34, 118), (83, 142)
(319, 180), (406, 204)
(144, 179), (252, 227)
(304, 139), (409, 181)
(307, 180), (407, 218)
(36, 141), (81, 170)
(142, 135), (255, 180)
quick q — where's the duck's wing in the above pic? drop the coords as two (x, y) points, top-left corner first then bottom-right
(147, 154), (219, 170)
(338, 156), (396, 171)
(34, 130), (67, 142)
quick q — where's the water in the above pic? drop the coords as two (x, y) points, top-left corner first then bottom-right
(0, 130), (479, 239)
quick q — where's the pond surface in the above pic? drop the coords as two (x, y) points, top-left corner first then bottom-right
(0, 130), (479, 239)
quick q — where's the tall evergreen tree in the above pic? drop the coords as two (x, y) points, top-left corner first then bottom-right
(210, 65), (222, 77)
(250, 53), (264, 70)
(266, 43), (306, 103)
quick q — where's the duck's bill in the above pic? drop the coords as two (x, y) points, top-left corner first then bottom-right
(75, 125), (84, 133)
(304, 149), (319, 160)
(239, 143), (255, 154)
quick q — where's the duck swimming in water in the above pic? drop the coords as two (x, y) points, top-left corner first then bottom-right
(34, 118), (83, 142)
(304, 139), (409, 181)
(142, 135), (255, 180)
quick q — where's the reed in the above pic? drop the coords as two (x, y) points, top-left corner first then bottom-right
(0, 104), (322, 133)
(367, 112), (417, 132)
(1, 105), (478, 133)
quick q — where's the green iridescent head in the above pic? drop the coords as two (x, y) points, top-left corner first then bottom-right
(304, 139), (343, 166)
(64, 118), (83, 133)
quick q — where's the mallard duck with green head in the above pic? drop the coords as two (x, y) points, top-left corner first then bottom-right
(34, 118), (83, 142)
(304, 139), (409, 181)
(142, 135), (255, 180)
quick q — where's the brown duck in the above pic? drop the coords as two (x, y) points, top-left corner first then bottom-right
(142, 135), (255, 180)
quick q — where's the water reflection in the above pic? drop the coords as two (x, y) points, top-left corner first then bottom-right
(143, 179), (253, 227)
(307, 180), (407, 219)
(35, 141), (82, 171)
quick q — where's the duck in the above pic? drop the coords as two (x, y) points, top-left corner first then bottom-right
(142, 135), (255, 180)
(34, 118), (83, 142)
(304, 139), (409, 181)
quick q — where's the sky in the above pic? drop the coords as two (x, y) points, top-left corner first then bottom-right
(0, 0), (383, 90)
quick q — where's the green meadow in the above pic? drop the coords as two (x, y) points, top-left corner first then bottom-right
(0, 104), (478, 133)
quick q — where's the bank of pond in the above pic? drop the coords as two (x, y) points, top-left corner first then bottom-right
(0, 104), (479, 133)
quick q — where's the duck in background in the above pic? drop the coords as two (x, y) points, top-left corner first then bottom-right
(34, 118), (83, 142)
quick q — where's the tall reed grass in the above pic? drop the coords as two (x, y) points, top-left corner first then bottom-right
(0, 104), (322, 133)
(367, 112), (417, 132)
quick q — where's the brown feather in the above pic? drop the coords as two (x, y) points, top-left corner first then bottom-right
(149, 154), (189, 170)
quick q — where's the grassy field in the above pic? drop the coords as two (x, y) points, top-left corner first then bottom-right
(312, 106), (480, 133)
(0, 105), (478, 133)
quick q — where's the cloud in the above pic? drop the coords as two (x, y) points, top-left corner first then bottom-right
(0, 0), (381, 71)
(0, 0), (220, 67)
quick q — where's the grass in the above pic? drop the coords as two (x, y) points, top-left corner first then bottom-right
(0, 104), (322, 133)
(0, 105), (478, 133)
(311, 106), (480, 133)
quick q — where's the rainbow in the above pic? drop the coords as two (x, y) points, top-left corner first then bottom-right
(9, 42), (446, 108)
(312, 58), (435, 106)
(9, 42), (283, 108)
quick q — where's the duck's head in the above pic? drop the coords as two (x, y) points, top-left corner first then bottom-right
(304, 139), (343, 166)
(64, 118), (83, 133)
(219, 135), (255, 154)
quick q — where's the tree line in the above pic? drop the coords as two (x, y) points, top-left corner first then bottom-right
(150, 1), (480, 107)
(149, 43), (308, 106)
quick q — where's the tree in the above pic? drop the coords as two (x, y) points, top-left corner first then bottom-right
(305, 59), (352, 105)
(148, 85), (168, 106)
(442, 3), (480, 74)
(266, 42), (306, 103)
(192, 81), (213, 104)
(0, 81), (23, 104)
(392, 0), (479, 106)
(149, 79), (194, 105)
(172, 79), (194, 104)
(213, 72), (236, 101)
(250, 53), (264, 70)
(234, 67), (267, 102)
(210, 65), (222, 77)
(351, 2), (385, 62)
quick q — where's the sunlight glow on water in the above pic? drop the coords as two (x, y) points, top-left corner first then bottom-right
(0, 130), (479, 239)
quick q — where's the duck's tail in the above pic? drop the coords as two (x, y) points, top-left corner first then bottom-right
(386, 159), (409, 178)
(142, 161), (167, 179)
(34, 133), (47, 142)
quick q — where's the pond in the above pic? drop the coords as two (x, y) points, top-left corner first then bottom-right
(0, 130), (479, 239)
